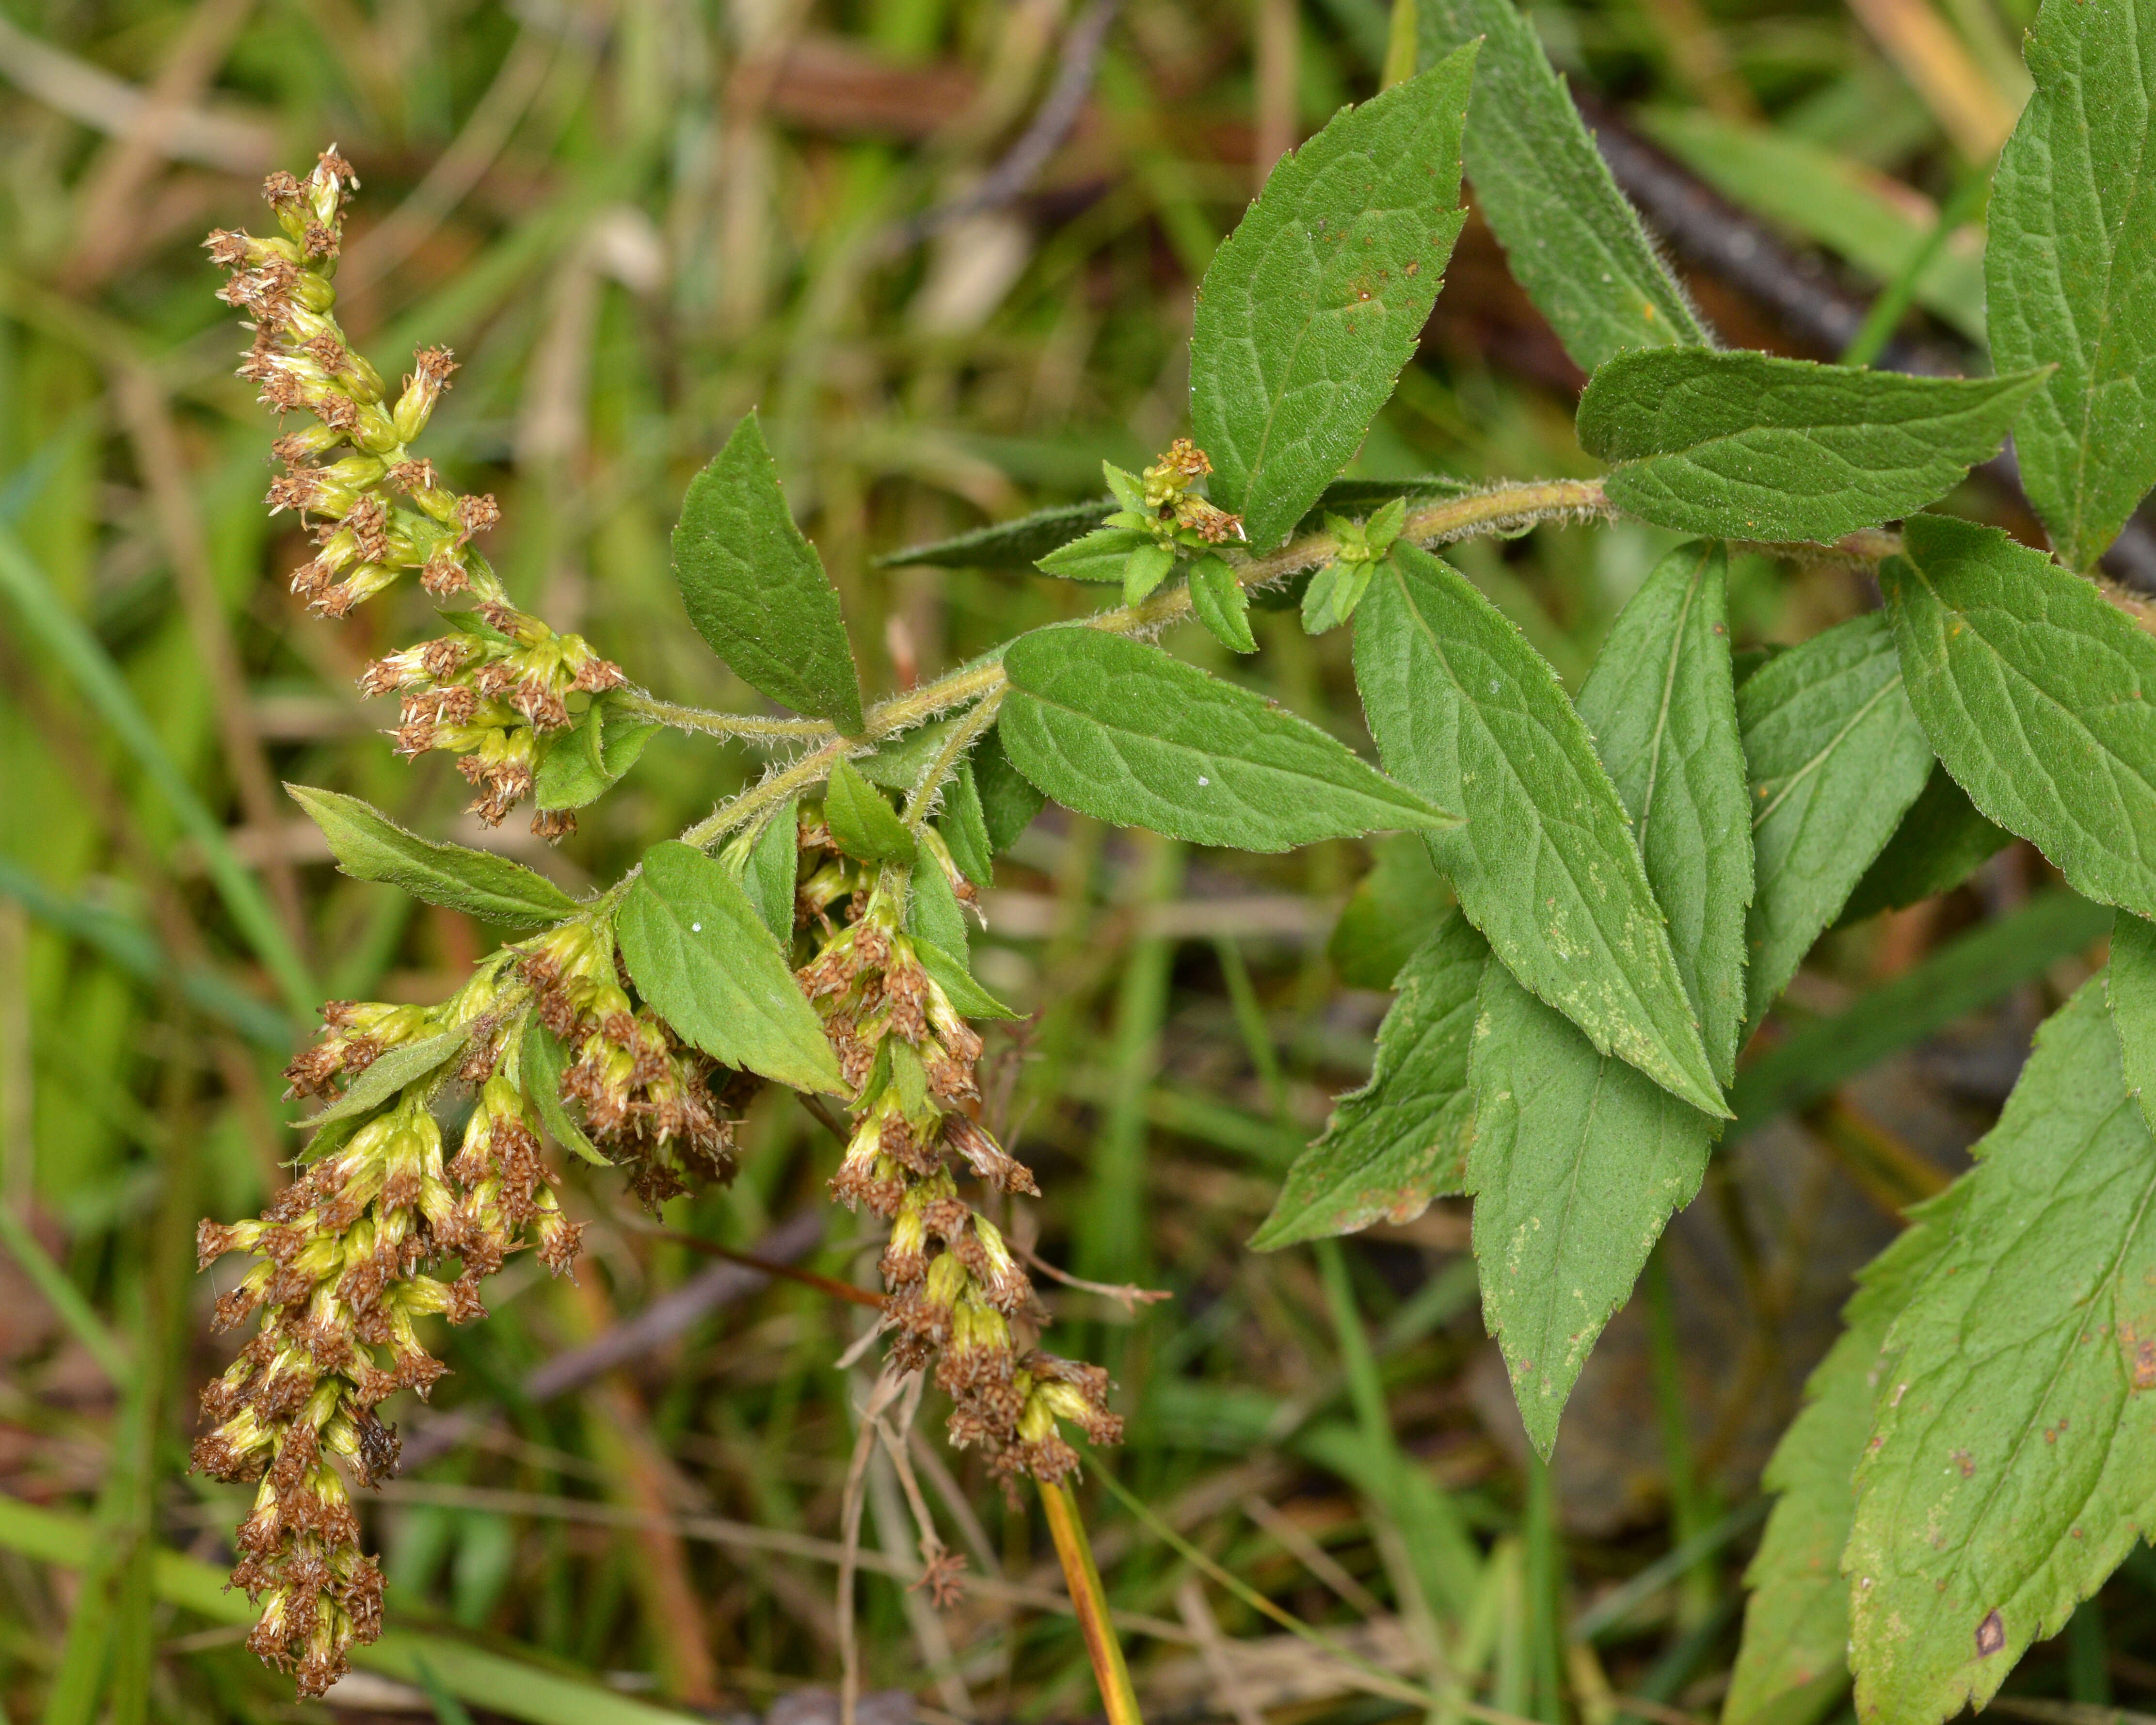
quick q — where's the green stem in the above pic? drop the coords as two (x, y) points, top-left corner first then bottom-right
(1038, 1479), (1145, 1725)
(903, 691), (1003, 828)
(613, 690), (836, 741)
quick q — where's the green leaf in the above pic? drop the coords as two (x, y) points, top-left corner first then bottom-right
(1467, 548), (1740, 1454)
(1122, 541), (1177, 604)
(614, 841), (844, 1095)
(942, 765), (995, 889)
(1573, 540), (1752, 1085)
(974, 727), (1047, 851)
(1466, 960), (1714, 1457)
(907, 857), (969, 961)
(1835, 766), (2009, 928)
(1300, 558), (1375, 634)
(1415, 0), (1709, 371)
(1253, 909), (1485, 1248)
(288, 785), (581, 927)
(881, 500), (1117, 569)
(671, 412), (865, 732)
(735, 800), (799, 944)
(1846, 977), (2156, 1725)
(1576, 351), (2045, 543)
(1329, 832), (1451, 989)
(1736, 614), (1933, 1033)
(2108, 910), (2156, 1140)
(306, 1030), (468, 1129)
(1353, 545), (1728, 1117)
(1725, 1182), (1969, 1725)
(1884, 514), (2156, 923)
(1187, 554), (1258, 653)
(1000, 627), (1459, 852)
(1986, 0), (2156, 572)
(518, 1012), (607, 1165)
(914, 935), (1021, 1021)
(533, 694), (659, 812)
(1189, 48), (1477, 551)
(1037, 526), (1151, 583)
(823, 758), (917, 866)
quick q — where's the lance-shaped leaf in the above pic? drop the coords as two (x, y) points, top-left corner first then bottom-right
(1987, 0), (2156, 572)
(671, 412), (865, 733)
(1189, 48), (1477, 551)
(1835, 767), (2009, 929)
(1884, 514), (2156, 923)
(906, 855), (969, 961)
(1416, 0), (1709, 371)
(1253, 909), (1485, 1249)
(1725, 1181), (1970, 1725)
(1000, 627), (1457, 851)
(941, 765), (995, 889)
(1354, 545), (1727, 1117)
(1577, 351), (2045, 543)
(914, 937), (1020, 1022)
(518, 1013), (607, 1165)
(1466, 547), (1742, 1452)
(732, 799), (799, 944)
(1036, 527), (1153, 584)
(2108, 910), (2156, 1140)
(1573, 540), (1751, 1085)
(306, 1030), (468, 1128)
(1847, 977), (2156, 1725)
(824, 758), (917, 866)
(1467, 962), (1713, 1456)
(1737, 614), (1933, 1034)
(616, 841), (845, 1095)
(534, 693), (660, 812)
(289, 785), (580, 927)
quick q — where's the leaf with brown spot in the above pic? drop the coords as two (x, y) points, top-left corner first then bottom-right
(1846, 977), (2156, 1725)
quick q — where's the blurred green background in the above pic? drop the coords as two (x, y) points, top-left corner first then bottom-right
(0, 0), (2141, 1720)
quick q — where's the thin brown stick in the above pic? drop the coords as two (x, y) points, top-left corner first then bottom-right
(1016, 1243), (1172, 1313)
(623, 1221), (886, 1309)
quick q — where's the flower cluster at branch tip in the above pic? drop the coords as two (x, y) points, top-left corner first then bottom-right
(206, 151), (624, 837)
(194, 959), (583, 1696)
(1092, 439), (1245, 604)
(798, 810), (1122, 1487)
(1130, 438), (1244, 546)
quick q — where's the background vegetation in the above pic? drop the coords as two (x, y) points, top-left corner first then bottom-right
(0, 0), (2142, 1720)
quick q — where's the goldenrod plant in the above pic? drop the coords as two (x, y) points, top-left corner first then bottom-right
(169, 0), (2156, 1715)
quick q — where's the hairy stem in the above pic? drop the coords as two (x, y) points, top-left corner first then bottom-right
(1039, 1479), (1145, 1725)
(613, 690), (836, 741)
(903, 691), (1005, 828)
(679, 738), (851, 851)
